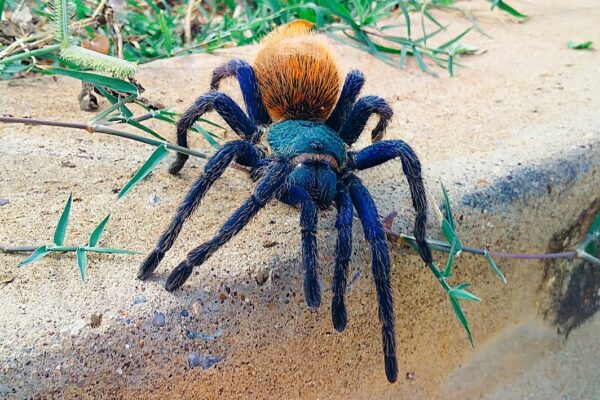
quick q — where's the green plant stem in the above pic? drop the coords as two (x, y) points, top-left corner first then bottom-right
(0, 44), (62, 65)
(0, 116), (252, 171)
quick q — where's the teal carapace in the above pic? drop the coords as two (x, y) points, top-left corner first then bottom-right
(266, 120), (347, 167)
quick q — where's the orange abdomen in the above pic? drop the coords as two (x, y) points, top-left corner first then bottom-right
(253, 20), (341, 122)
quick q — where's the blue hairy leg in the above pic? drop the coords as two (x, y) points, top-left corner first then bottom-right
(165, 160), (292, 291)
(210, 59), (271, 126)
(331, 183), (353, 332)
(325, 70), (365, 132)
(138, 141), (263, 280)
(278, 186), (321, 309)
(170, 92), (259, 174)
(339, 96), (393, 145)
(348, 140), (432, 265)
(346, 174), (398, 383)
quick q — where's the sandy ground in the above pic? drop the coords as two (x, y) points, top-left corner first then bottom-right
(1, 0), (599, 398)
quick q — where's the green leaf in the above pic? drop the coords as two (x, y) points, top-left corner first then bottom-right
(484, 251), (507, 284)
(412, 46), (438, 77)
(567, 40), (593, 50)
(449, 296), (474, 347)
(0, 0), (6, 20)
(127, 119), (167, 141)
(158, 11), (173, 56)
(192, 123), (221, 149)
(441, 219), (463, 254)
(95, 86), (134, 118)
(39, 67), (138, 93)
(443, 238), (458, 278)
(18, 245), (50, 266)
(76, 247), (87, 283)
(449, 287), (481, 302)
(586, 212), (600, 256)
(441, 183), (455, 230)
(491, 0), (528, 19)
(88, 214), (111, 247)
(118, 144), (169, 199)
(53, 193), (72, 246)
(83, 247), (142, 254)
(454, 282), (471, 291)
(91, 94), (138, 125)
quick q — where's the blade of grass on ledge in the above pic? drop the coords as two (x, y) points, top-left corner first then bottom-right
(53, 193), (72, 246)
(158, 11), (173, 56)
(76, 247), (87, 283)
(491, 0), (528, 19)
(88, 214), (111, 247)
(18, 245), (50, 266)
(91, 94), (138, 126)
(118, 144), (169, 199)
(37, 67), (138, 93)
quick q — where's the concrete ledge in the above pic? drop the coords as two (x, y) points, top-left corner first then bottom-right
(1, 2), (599, 398)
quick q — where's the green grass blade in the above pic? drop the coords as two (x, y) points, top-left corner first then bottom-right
(127, 119), (167, 141)
(492, 0), (528, 19)
(192, 123), (221, 149)
(449, 287), (481, 302)
(412, 46), (438, 77)
(441, 219), (463, 254)
(53, 193), (72, 246)
(83, 247), (142, 254)
(437, 27), (473, 51)
(484, 251), (507, 284)
(586, 212), (600, 256)
(91, 94), (138, 125)
(158, 11), (173, 55)
(441, 183), (455, 230)
(18, 245), (50, 266)
(38, 67), (138, 93)
(95, 86), (134, 118)
(0, 0), (6, 20)
(567, 40), (593, 50)
(449, 296), (474, 347)
(443, 238), (458, 278)
(118, 144), (169, 199)
(454, 282), (471, 290)
(88, 214), (111, 247)
(76, 247), (87, 283)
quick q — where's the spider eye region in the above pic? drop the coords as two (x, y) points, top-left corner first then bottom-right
(267, 120), (346, 209)
(267, 120), (346, 167)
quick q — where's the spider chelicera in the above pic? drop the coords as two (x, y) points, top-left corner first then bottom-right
(137, 21), (432, 383)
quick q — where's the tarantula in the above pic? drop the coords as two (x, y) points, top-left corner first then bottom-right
(137, 20), (432, 383)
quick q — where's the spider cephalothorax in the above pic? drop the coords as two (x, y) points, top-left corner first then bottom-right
(138, 20), (432, 383)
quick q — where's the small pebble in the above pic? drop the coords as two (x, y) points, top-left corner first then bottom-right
(132, 295), (147, 305)
(148, 193), (161, 206)
(69, 319), (87, 337)
(152, 311), (166, 327)
(116, 367), (123, 376)
(180, 309), (189, 318)
(187, 353), (224, 370)
(0, 199), (9, 206)
(191, 302), (202, 317)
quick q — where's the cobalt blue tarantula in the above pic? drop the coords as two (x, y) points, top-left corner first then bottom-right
(137, 20), (432, 383)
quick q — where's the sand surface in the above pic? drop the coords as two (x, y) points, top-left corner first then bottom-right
(1, 0), (599, 398)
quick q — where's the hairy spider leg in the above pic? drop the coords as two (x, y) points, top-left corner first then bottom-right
(278, 186), (321, 309)
(339, 96), (393, 146)
(346, 174), (398, 383)
(325, 69), (365, 132)
(210, 59), (271, 126)
(331, 182), (353, 332)
(138, 141), (264, 280)
(170, 92), (259, 174)
(164, 160), (292, 291)
(348, 140), (432, 265)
